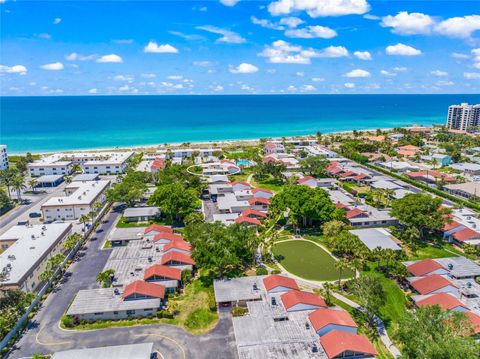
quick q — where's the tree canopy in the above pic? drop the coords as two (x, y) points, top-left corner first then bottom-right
(106, 171), (148, 206)
(148, 182), (198, 223)
(299, 155), (328, 178)
(270, 185), (344, 226)
(395, 305), (479, 358)
(184, 221), (260, 277)
(391, 193), (450, 241)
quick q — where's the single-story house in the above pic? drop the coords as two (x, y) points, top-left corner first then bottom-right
(123, 207), (160, 222)
(51, 343), (155, 359)
(320, 330), (377, 359)
(444, 182), (480, 200)
(409, 274), (459, 296)
(414, 292), (469, 312)
(280, 290), (326, 312)
(263, 274), (299, 294)
(35, 174), (65, 188)
(309, 307), (358, 337)
(349, 228), (401, 251)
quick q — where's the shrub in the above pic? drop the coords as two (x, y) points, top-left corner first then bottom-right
(231, 306), (247, 317)
(184, 308), (216, 330)
(255, 267), (268, 275)
(61, 315), (74, 328)
(146, 314), (153, 319)
(156, 310), (174, 319)
(271, 269), (281, 274)
(182, 269), (192, 285)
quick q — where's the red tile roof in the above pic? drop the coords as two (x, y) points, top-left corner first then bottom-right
(410, 274), (456, 295)
(122, 280), (165, 299)
(406, 171), (455, 182)
(308, 308), (357, 332)
(416, 293), (468, 311)
(151, 157), (166, 170)
(346, 208), (365, 219)
(340, 171), (357, 178)
(326, 161), (339, 171)
(263, 274), (299, 292)
(252, 187), (273, 194)
(162, 238), (192, 252)
(153, 232), (184, 243)
(264, 141), (277, 149)
(241, 209), (268, 218)
(298, 176), (315, 184)
(329, 167), (343, 175)
(248, 197), (270, 206)
(144, 224), (173, 235)
(466, 312), (480, 334)
(452, 228), (480, 242)
(321, 330), (377, 359)
(144, 264), (182, 281)
(353, 173), (369, 181)
(235, 216), (261, 226)
(160, 252), (195, 266)
(443, 220), (463, 232)
(399, 145), (420, 151)
(407, 259), (444, 277)
(281, 290), (326, 310)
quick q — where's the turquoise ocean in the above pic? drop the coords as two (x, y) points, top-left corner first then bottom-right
(1, 94), (479, 154)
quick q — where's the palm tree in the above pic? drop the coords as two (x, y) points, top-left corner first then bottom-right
(28, 179), (38, 194)
(323, 282), (334, 305)
(71, 163), (82, 174)
(96, 269), (115, 288)
(384, 249), (398, 275)
(334, 259), (350, 290)
(88, 210), (97, 225)
(93, 201), (103, 213)
(62, 233), (83, 251)
(11, 175), (26, 201)
(372, 247), (383, 270)
(79, 214), (89, 231)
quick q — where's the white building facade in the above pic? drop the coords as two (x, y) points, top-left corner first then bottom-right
(0, 145), (8, 170)
(446, 103), (480, 131)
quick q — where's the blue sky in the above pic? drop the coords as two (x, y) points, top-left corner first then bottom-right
(1, 0), (480, 95)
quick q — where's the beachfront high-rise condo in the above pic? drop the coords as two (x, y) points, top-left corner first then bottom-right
(446, 103), (480, 131)
(0, 145), (8, 170)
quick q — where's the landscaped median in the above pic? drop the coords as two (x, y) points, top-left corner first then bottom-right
(60, 276), (219, 335)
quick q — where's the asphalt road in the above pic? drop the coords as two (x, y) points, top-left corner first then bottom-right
(8, 206), (237, 359)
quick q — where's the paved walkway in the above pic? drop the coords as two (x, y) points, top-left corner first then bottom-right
(332, 292), (401, 358)
(246, 173), (253, 184)
(269, 236), (401, 358)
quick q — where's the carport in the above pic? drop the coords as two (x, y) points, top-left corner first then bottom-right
(36, 174), (64, 188)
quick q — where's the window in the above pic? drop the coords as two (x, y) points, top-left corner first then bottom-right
(113, 311), (119, 315)
(126, 310), (136, 315)
(94, 312), (104, 315)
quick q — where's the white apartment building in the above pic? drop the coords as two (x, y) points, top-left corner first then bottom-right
(446, 103), (480, 131)
(0, 223), (72, 292)
(41, 180), (110, 221)
(157, 148), (218, 159)
(0, 145), (8, 170)
(80, 151), (134, 174)
(28, 154), (73, 177)
(28, 151), (134, 177)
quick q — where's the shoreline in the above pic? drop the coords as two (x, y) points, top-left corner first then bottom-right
(8, 125), (438, 156)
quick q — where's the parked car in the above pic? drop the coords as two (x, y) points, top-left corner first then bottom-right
(29, 211), (42, 218)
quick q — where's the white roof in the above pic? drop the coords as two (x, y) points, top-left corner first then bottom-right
(212, 213), (239, 224)
(0, 223), (72, 285)
(217, 193), (249, 211)
(42, 180), (110, 207)
(370, 180), (402, 190)
(123, 207), (159, 217)
(349, 228), (401, 251)
(52, 343), (154, 359)
(451, 163), (480, 172)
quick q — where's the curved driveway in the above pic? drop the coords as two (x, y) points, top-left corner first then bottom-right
(8, 207), (237, 359)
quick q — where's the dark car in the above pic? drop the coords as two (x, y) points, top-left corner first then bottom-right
(29, 212), (42, 218)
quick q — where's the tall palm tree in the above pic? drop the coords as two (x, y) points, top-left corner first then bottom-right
(88, 210), (97, 225)
(71, 163), (82, 174)
(334, 259), (350, 290)
(28, 179), (38, 194)
(11, 175), (26, 201)
(79, 214), (89, 231)
(323, 282), (334, 305)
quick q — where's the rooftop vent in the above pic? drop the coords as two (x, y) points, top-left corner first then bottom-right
(114, 288), (120, 295)
(29, 246), (35, 250)
(448, 263), (454, 270)
(253, 283), (258, 291)
(7, 255), (16, 260)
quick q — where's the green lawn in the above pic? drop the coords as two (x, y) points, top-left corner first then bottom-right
(272, 240), (354, 281)
(116, 217), (171, 228)
(251, 177), (284, 193)
(407, 243), (460, 260)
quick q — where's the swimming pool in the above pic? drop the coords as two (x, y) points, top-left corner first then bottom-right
(236, 159), (253, 167)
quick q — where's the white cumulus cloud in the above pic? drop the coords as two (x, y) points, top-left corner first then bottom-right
(464, 72), (480, 79)
(380, 70), (396, 77)
(386, 43), (421, 56)
(197, 25), (246, 44)
(268, 0), (370, 18)
(381, 12), (434, 35)
(40, 62), (64, 70)
(258, 41), (348, 64)
(344, 82), (355, 88)
(431, 70), (448, 77)
(0, 64), (27, 74)
(229, 63), (259, 74)
(88, 88), (97, 94)
(53, 17), (62, 25)
(251, 16), (285, 30)
(344, 69), (370, 78)
(220, 0), (241, 6)
(65, 52), (97, 61)
(144, 41), (179, 54)
(434, 15), (480, 39)
(285, 25), (337, 39)
(279, 17), (305, 28)
(353, 51), (372, 60)
(97, 54), (123, 63)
